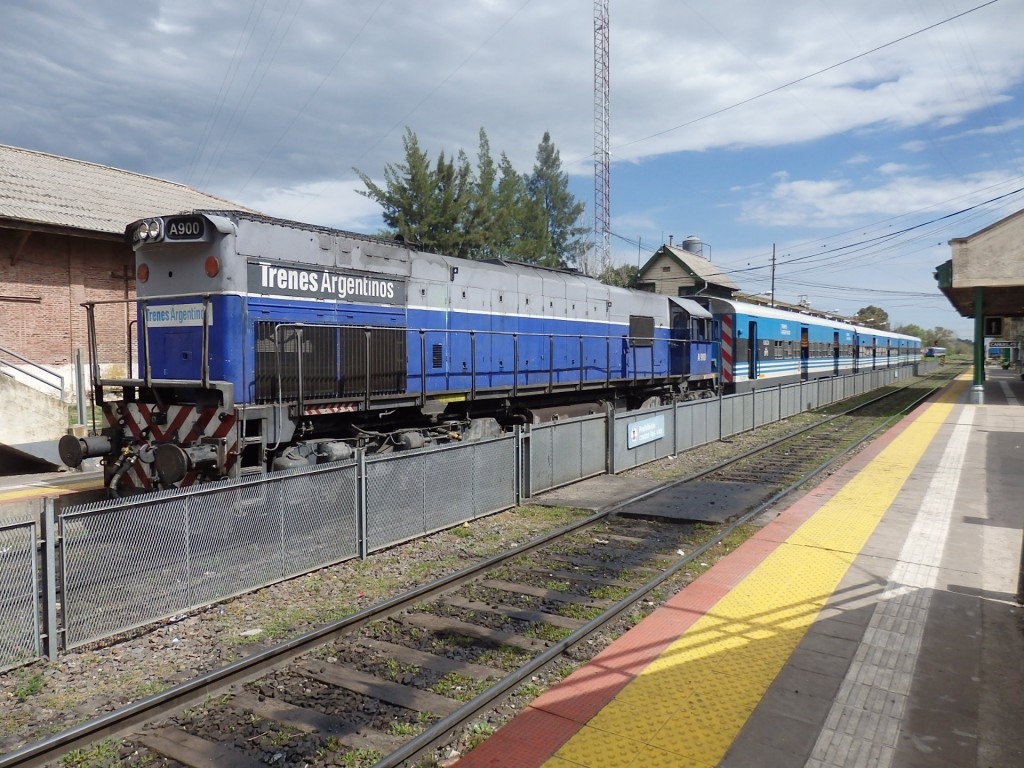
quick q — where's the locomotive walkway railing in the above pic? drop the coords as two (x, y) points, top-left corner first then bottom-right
(0, 362), (933, 671)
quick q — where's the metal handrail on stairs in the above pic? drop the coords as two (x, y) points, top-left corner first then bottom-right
(0, 344), (65, 400)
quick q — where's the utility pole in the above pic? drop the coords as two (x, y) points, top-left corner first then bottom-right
(593, 0), (610, 276)
(770, 244), (776, 307)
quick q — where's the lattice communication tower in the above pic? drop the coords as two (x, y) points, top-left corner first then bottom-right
(593, 0), (610, 275)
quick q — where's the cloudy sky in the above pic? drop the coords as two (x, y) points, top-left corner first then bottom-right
(4, 0), (1023, 336)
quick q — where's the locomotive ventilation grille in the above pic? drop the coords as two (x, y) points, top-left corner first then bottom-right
(254, 322), (407, 403)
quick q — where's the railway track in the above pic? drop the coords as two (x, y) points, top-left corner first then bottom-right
(1, 367), (963, 768)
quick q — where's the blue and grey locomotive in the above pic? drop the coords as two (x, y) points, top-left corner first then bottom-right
(59, 210), (720, 494)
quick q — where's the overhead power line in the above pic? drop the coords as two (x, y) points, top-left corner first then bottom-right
(614, 0), (1002, 152)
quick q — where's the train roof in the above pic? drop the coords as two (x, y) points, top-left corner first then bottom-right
(178, 209), (616, 289)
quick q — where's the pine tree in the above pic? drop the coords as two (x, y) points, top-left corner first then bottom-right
(355, 128), (435, 244)
(355, 127), (588, 266)
(526, 132), (589, 269)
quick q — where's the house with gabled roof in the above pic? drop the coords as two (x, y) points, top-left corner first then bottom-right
(635, 236), (738, 299)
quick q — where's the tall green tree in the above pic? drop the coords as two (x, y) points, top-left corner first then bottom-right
(355, 128), (436, 245)
(424, 148), (473, 257)
(462, 129), (498, 259)
(491, 153), (546, 262)
(855, 305), (890, 330)
(597, 264), (639, 288)
(893, 323), (926, 340)
(526, 131), (589, 268)
(356, 127), (588, 266)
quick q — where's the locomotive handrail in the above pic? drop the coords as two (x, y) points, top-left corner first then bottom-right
(140, 298), (152, 387)
(90, 307), (718, 414)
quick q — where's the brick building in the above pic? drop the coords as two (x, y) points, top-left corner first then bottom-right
(0, 144), (255, 397)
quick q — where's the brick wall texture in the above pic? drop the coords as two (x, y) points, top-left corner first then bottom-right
(0, 227), (133, 375)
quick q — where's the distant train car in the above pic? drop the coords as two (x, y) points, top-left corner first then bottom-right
(687, 298), (920, 392)
(925, 346), (947, 358)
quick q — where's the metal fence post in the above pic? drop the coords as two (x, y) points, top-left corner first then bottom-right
(672, 399), (679, 457)
(357, 447), (368, 560)
(42, 498), (59, 660)
(604, 405), (613, 475)
(515, 425), (526, 504)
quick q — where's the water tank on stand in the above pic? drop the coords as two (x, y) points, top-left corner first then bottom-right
(681, 235), (704, 257)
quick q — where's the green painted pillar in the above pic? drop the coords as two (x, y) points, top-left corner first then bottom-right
(972, 286), (985, 403)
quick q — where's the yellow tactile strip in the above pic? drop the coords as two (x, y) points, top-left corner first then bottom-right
(545, 383), (964, 768)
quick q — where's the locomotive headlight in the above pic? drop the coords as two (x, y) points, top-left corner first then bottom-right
(204, 255), (220, 278)
(137, 263), (150, 283)
(134, 219), (162, 242)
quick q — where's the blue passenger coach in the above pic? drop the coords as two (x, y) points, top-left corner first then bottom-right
(693, 297), (920, 391)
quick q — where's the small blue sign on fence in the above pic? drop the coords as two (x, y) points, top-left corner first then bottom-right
(627, 414), (665, 449)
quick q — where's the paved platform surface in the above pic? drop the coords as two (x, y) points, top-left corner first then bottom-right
(455, 369), (1024, 768)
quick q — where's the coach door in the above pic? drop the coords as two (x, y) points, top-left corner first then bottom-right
(800, 327), (809, 381)
(747, 321), (758, 379)
(832, 332), (840, 375)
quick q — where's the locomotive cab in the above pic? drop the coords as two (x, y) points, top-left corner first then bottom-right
(668, 297), (717, 396)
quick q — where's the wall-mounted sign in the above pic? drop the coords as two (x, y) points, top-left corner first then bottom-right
(627, 414), (665, 449)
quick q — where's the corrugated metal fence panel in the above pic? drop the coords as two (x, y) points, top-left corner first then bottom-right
(0, 522), (40, 671)
(529, 414), (607, 495)
(753, 388), (778, 427)
(529, 425), (556, 495)
(550, 422), (585, 488)
(720, 393), (739, 437)
(722, 392), (754, 437)
(674, 398), (721, 452)
(61, 464), (360, 649)
(580, 416), (608, 478)
(818, 377), (835, 406)
(782, 383), (803, 418)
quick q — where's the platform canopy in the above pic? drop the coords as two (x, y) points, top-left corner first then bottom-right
(935, 207), (1024, 319)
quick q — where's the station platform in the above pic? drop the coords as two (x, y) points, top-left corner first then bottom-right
(455, 369), (1024, 768)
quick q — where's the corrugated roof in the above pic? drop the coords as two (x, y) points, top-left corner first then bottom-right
(663, 244), (739, 290)
(639, 244), (739, 291)
(0, 144), (258, 237)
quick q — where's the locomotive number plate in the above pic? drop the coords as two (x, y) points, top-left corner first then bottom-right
(165, 216), (206, 240)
